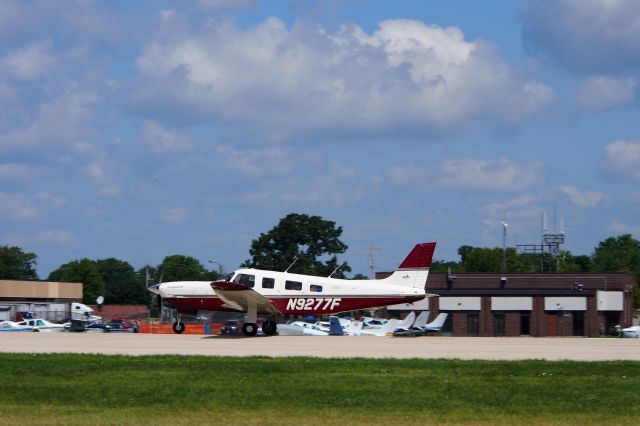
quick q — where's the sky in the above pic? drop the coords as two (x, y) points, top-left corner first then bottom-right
(1, 0), (640, 278)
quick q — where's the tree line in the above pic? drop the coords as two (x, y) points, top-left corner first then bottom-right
(1, 214), (639, 305)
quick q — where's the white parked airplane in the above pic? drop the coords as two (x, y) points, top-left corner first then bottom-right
(149, 242), (436, 336)
(621, 325), (640, 338)
(421, 313), (448, 332)
(360, 311), (417, 337)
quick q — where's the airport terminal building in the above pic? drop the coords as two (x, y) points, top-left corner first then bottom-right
(384, 272), (636, 337)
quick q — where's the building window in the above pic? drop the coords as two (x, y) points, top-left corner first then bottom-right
(493, 313), (505, 337)
(233, 274), (255, 288)
(467, 313), (479, 336)
(310, 284), (323, 292)
(285, 280), (302, 291)
(262, 277), (275, 289)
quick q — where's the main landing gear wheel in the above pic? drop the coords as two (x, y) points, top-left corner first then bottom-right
(262, 320), (277, 336)
(173, 321), (186, 334)
(242, 323), (258, 336)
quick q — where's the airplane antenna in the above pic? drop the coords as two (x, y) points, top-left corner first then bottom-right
(328, 264), (341, 278)
(284, 257), (299, 273)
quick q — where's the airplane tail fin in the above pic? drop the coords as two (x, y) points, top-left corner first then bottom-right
(425, 313), (448, 331)
(329, 316), (344, 336)
(412, 311), (430, 328)
(383, 242), (436, 289)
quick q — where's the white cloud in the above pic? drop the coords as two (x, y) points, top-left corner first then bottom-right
(388, 158), (543, 191)
(35, 230), (74, 246)
(0, 163), (35, 181)
(521, 0), (640, 73)
(141, 121), (194, 153)
(559, 185), (607, 207)
(608, 219), (640, 236)
(160, 206), (190, 223)
(601, 140), (640, 180)
(574, 76), (637, 111)
(133, 18), (555, 140)
(1, 40), (55, 79)
(0, 192), (38, 221)
(435, 158), (543, 191)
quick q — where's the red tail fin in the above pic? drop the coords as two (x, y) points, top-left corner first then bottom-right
(398, 242), (436, 269)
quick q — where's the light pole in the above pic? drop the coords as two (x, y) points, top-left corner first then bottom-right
(208, 260), (223, 276)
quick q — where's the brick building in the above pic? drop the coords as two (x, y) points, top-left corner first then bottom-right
(383, 273), (636, 337)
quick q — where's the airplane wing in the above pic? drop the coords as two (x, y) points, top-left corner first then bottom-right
(210, 281), (281, 315)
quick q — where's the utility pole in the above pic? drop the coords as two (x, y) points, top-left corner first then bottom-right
(501, 213), (508, 273)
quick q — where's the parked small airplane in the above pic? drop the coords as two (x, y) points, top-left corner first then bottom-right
(421, 312), (448, 333)
(621, 325), (640, 338)
(360, 311), (417, 336)
(149, 242), (436, 336)
(392, 310), (430, 337)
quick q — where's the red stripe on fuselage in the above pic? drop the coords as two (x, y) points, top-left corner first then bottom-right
(162, 294), (424, 316)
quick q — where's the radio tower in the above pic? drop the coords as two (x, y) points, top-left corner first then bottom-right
(364, 246), (381, 279)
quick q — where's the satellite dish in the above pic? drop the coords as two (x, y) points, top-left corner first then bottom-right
(96, 296), (104, 305)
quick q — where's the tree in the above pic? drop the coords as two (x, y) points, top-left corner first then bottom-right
(48, 259), (104, 304)
(158, 255), (215, 282)
(243, 213), (351, 277)
(0, 245), (38, 280)
(96, 258), (149, 305)
(591, 234), (640, 276)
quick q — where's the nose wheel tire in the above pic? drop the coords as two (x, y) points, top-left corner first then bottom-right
(173, 321), (186, 334)
(242, 323), (258, 336)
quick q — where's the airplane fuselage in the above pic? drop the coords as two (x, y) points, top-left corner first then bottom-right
(153, 267), (425, 316)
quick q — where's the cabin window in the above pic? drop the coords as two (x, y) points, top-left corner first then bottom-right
(285, 280), (302, 291)
(262, 277), (275, 289)
(233, 273), (255, 288)
(310, 284), (323, 292)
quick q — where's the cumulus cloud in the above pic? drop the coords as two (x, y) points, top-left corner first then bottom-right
(141, 121), (194, 153)
(133, 18), (555, 141)
(574, 76), (637, 111)
(0, 192), (38, 221)
(388, 158), (543, 191)
(559, 185), (607, 207)
(1, 40), (55, 79)
(601, 140), (640, 180)
(521, 0), (640, 73)
(435, 158), (543, 191)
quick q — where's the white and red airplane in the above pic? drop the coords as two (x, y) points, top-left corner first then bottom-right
(149, 242), (436, 336)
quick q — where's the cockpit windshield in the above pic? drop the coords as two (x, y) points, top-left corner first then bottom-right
(221, 272), (235, 282)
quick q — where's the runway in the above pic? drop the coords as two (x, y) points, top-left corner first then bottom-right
(1, 333), (639, 360)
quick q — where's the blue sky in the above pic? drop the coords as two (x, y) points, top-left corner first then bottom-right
(1, 0), (640, 277)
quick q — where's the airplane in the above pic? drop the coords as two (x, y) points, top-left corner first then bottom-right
(149, 242), (436, 336)
(392, 310), (430, 337)
(420, 312), (448, 333)
(359, 311), (417, 336)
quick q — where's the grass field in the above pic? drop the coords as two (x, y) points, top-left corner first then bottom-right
(0, 354), (638, 425)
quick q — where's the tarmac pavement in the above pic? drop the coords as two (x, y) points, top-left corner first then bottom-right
(1, 333), (639, 360)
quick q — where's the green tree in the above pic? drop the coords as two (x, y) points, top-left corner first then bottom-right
(158, 255), (215, 282)
(591, 234), (640, 276)
(96, 258), (149, 305)
(0, 245), (38, 280)
(430, 260), (462, 273)
(243, 213), (351, 277)
(48, 259), (104, 304)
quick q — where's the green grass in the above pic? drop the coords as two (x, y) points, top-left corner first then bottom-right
(0, 354), (638, 425)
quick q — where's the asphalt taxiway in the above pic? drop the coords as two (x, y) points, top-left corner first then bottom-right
(1, 333), (638, 360)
